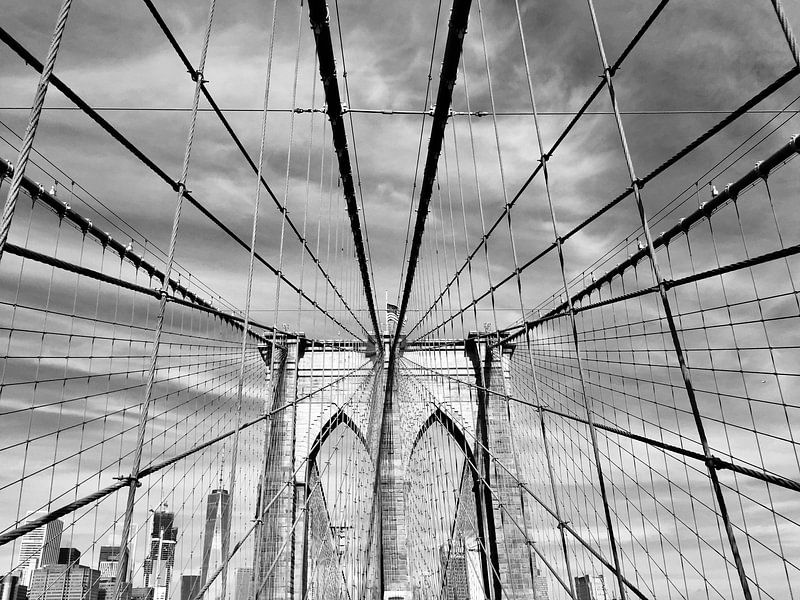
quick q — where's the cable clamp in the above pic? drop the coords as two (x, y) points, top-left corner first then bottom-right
(790, 134), (799, 153)
(725, 183), (737, 202)
(187, 68), (206, 84)
(114, 475), (141, 488)
(556, 520), (569, 530)
(754, 160), (768, 181)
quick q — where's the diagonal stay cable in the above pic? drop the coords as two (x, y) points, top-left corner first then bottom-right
(0, 158), (259, 327)
(1, 242), (280, 341)
(392, 0), (473, 353)
(0, 25), (359, 340)
(404, 0), (672, 339)
(413, 65), (799, 342)
(330, 0), (380, 308)
(139, 0), (369, 338)
(0, 0), (74, 261)
(494, 134), (800, 345)
(407, 0), (800, 340)
(307, 0), (382, 343)
(0, 358), (377, 547)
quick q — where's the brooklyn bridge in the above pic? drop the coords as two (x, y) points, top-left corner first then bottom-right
(0, 1), (798, 599)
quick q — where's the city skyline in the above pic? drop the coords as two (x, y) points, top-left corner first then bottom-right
(5, 495), (235, 600)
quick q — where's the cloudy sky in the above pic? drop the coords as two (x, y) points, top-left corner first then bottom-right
(1, 0), (799, 339)
(2, 1), (800, 598)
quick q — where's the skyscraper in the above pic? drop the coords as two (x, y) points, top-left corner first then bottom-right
(233, 569), (251, 600)
(97, 545), (125, 600)
(439, 538), (469, 600)
(16, 514), (63, 587)
(143, 506), (178, 600)
(533, 566), (550, 600)
(575, 575), (607, 600)
(57, 549), (80, 567)
(98, 547), (122, 581)
(200, 487), (230, 594)
(179, 575), (201, 600)
(27, 565), (100, 600)
(0, 573), (27, 600)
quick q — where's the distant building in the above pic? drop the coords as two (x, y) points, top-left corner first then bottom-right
(28, 564), (100, 600)
(200, 488), (230, 594)
(179, 576), (201, 600)
(97, 580), (131, 600)
(98, 547), (122, 581)
(233, 569), (252, 600)
(0, 573), (28, 600)
(94, 541), (134, 600)
(57, 550), (80, 567)
(143, 507), (178, 600)
(532, 566), (549, 600)
(129, 588), (152, 600)
(575, 575), (607, 600)
(17, 514), (63, 586)
(439, 539), (469, 600)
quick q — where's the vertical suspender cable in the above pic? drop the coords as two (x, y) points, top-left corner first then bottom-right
(473, 0), (540, 593)
(510, 0), (577, 594)
(308, 0), (382, 344)
(768, 0), (800, 66)
(112, 3), (217, 598)
(224, 0), (285, 593)
(584, 0), (753, 597)
(392, 0), (473, 353)
(0, 0), (74, 261)
(250, 0), (282, 594)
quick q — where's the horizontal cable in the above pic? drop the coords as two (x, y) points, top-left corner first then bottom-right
(4, 106), (800, 116)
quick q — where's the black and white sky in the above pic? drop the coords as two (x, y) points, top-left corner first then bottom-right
(2, 0), (799, 338)
(1, 1), (800, 597)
